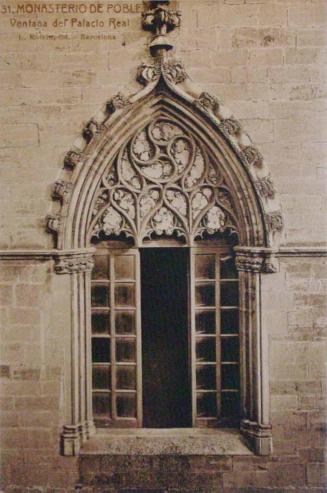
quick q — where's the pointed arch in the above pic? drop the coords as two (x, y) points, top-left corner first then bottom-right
(49, 64), (283, 257)
(48, 58), (283, 457)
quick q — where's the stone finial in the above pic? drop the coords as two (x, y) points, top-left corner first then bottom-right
(142, 0), (181, 56)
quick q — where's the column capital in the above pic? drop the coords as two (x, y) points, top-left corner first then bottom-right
(234, 247), (279, 273)
(54, 250), (95, 274)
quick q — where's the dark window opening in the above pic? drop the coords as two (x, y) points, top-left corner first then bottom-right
(141, 248), (192, 428)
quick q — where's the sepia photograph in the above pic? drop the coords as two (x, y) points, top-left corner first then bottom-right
(0, 0), (326, 491)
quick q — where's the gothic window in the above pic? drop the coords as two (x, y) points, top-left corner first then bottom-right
(49, 3), (283, 454)
(88, 118), (241, 428)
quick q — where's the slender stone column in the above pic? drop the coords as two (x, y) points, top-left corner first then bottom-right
(54, 251), (95, 456)
(235, 247), (277, 455)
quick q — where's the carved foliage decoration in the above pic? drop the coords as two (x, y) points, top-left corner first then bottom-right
(106, 93), (131, 114)
(137, 59), (187, 86)
(142, 3), (181, 34)
(220, 118), (242, 137)
(83, 119), (103, 143)
(194, 92), (220, 116)
(46, 214), (62, 234)
(53, 180), (72, 203)
(55, 254), (94, 274)
(88, 117), (238, 245)
(235, 252), (264, 273)
(64, 150), (82, 169)
(254, 175), (275, 200)
(266, 211), (283, 233)
(243, 146), (264, 168)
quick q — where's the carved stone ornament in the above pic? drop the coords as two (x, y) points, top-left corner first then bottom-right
(142, 0), (181, 55)
(64, 150), (82, 169)
(163, 59), (187, 84)
(53, 180), (72, 203)
(235, 252), (264, 273)
(49, 0), (282, 252)
(89, 117), (238, 244)
(194, 92), (220, 116)
(266, 210), (284, 233)
(142, 3), (181, 35)
(263, 253), (279, 273)
(46, 214), (62, 233)
(54, 254), (94, 274)
(243, 146), (264, 168)
(254, 175), (276, 200)
(83, 119), (103, 143)
(137, 59), (187, 86)
(220, 118), (242, 136)
(106, 93), (131, 115)
(137, 62), (161, 85)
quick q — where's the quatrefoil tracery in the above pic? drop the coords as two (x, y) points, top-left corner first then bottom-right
(89, 118), (238, 245)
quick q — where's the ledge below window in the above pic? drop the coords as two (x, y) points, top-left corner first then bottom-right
(80, 428), (253, 456)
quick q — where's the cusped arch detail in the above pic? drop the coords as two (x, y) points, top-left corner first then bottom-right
(88, 114), (239, 246)
(48, 60), (283, 258)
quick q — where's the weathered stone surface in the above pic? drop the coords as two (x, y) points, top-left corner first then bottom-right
(81, 429), (250, 457)
(0, 0), (326, 492)
(307, 462), (327, 486)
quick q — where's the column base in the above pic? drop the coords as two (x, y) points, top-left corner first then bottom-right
(61, 424), (82, 456)
(61, 420), (95, 456)
(241, 419), (273, 456)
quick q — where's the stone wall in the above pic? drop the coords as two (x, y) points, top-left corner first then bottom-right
(0, 0), (326, 491)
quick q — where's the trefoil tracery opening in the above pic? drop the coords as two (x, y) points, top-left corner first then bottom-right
(89, 118), (238, 246)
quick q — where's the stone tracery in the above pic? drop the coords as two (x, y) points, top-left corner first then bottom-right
(89, 118), (238, 245)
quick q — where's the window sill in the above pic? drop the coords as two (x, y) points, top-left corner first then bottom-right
(80, 428), (253, 456)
